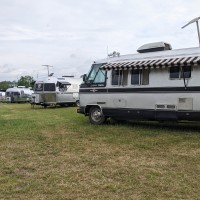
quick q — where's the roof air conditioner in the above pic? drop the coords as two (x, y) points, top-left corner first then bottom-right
(137, 42), (172, 53)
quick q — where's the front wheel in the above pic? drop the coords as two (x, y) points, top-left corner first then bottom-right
(89, 106), (106, 125)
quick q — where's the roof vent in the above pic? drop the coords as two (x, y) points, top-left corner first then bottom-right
(137, 42), (172, 53)
(17, 86), (26, 88)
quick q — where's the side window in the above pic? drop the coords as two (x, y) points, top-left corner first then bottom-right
(131, 69), (140, 85)
(57, 82), (71, 92)
(170, 66), (191, 79)
(170, 66), (179, 79)
(131, 69), (149, 85)
(59, 84), (70, 92)
(13, 92), (20, 96)
(112, 70), (121, 85)
(111, 70), (128, 86)
(181, 66), (191, 78)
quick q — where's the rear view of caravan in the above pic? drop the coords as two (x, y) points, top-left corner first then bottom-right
(6, 86), (33, 103)
(32, 76), (82, 107)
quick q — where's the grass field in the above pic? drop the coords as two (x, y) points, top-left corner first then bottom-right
(0, 103), (200, 200)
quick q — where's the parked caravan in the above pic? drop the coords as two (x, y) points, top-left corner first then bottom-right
(32, 76), (82, 107)
(6, 86), (33, 103)
(0, 91), (5, 102)
(77, 42), (200, 124)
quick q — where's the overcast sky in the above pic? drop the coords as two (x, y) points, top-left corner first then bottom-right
(0, 0), (199, 81)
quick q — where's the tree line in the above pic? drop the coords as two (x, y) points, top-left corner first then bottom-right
(0, 76), (35, 91)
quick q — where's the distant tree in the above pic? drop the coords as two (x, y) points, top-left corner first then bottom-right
(0, 81), (12, 91)
(17, 76), (35, 88)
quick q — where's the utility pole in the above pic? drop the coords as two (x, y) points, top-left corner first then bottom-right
(42, 65), (53, 76)
(182, 17), (200, 47)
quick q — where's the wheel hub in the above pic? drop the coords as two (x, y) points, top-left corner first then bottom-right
(92, 110), (101, 121)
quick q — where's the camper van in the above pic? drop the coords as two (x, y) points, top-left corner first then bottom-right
(6, 86), (33, 103)
(77, 42), (200, 124)
(32, 76), (82, 107)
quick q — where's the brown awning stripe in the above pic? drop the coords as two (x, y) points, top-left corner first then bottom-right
(101, 56), (200, 70)
(173, 57), (184, 65)
(193, 56), (200, 64)
(161, 58), (171, 66)
(144, 59), (154, 67)
(179, 57), (190, 64)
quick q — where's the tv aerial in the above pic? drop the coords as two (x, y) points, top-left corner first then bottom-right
(42, 65), (53, 76)
(182, 17), (200, 47)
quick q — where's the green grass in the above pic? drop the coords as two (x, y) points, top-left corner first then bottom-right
(0, 103), (200, 200)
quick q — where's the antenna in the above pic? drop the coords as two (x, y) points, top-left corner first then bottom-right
(42, 65), (53, 76)
(182, 17), (200, 47)
(107, 46), (109, 63)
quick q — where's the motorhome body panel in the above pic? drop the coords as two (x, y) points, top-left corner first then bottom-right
(80, 88), (200, 119)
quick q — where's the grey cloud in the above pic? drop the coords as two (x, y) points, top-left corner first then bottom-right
(0, 0), (200, 81)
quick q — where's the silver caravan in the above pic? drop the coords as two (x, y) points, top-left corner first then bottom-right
(0, 91), (5, 102)
(32, 76), (82, 107)
(6, 86), (33, 103)
(77, 42), (200, 124)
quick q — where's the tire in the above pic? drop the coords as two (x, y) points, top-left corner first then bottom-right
(89, 106), (106, 125)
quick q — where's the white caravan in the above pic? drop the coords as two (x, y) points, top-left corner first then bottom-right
(77, 42), (200, 124)
(6, 86), (33, 103)
(32, 76), (82, 107)
(0, 91), (5, 102)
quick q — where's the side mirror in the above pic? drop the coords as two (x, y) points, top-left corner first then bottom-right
(83, 74), (87, 82)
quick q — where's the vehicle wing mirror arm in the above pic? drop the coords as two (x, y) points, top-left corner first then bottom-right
(83, 74), (87, 82)
(83, 74), (90, 86)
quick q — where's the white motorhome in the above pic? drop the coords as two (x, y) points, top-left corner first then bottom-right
(6, 86), (33, 103)
(32, 76), (82, 107)
(77, 42), (200, 124)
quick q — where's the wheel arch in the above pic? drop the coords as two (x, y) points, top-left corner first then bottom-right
(85, 104), (103, 115)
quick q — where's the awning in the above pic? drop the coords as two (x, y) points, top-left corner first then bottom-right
(100, 56), (200, 70)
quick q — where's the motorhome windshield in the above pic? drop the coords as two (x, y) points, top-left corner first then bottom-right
(87, 63), (106, 84)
